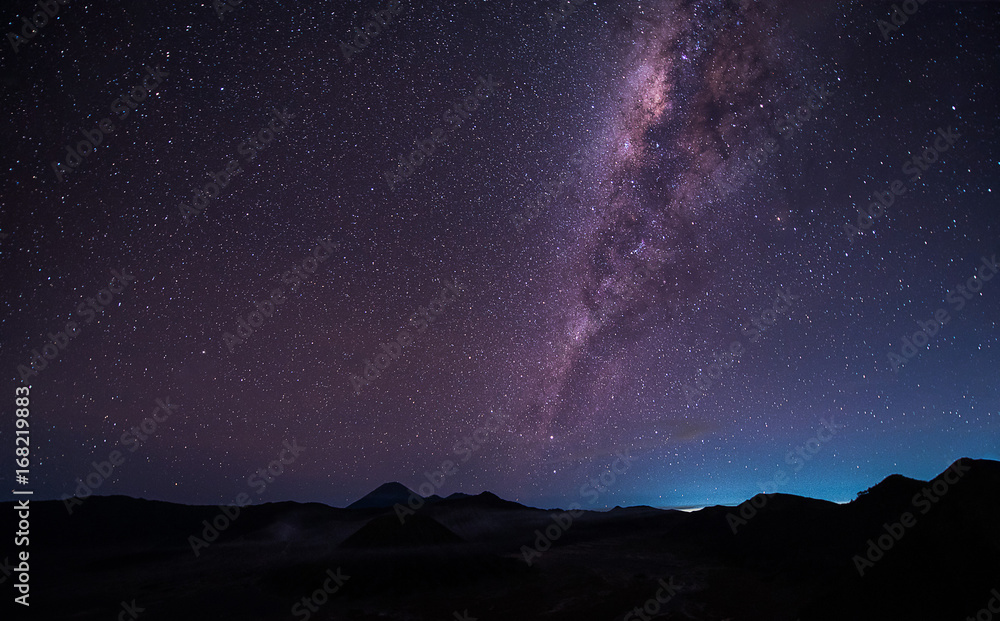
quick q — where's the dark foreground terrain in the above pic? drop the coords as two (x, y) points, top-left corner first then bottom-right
(5, 458), (999, 620)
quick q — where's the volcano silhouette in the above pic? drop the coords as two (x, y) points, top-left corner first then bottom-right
(346, 482), (418, 509)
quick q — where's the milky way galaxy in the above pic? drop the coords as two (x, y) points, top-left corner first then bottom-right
(523, 0), (814, 458)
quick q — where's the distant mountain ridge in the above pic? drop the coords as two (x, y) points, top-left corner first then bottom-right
(346, 484), (517, 511)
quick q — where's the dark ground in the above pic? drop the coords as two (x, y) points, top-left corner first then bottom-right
(5, 458), (999, 620)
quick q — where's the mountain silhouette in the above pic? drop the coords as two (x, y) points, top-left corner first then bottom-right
(8, 458), (999, 620)
(346, 481), (418, 509)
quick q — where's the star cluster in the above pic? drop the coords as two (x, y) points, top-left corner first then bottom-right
(1, 0), (997, 510)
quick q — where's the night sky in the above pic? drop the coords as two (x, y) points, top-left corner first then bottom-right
(2, 0), (998, 512)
